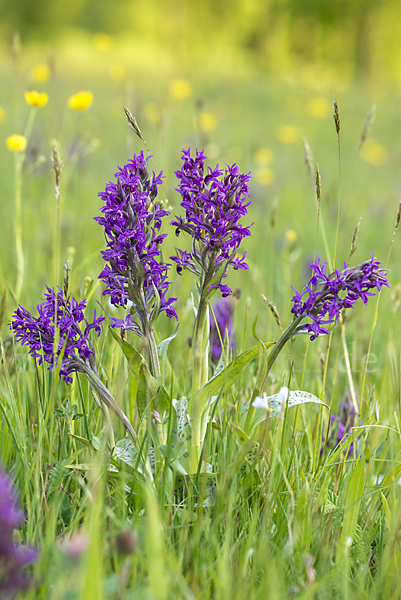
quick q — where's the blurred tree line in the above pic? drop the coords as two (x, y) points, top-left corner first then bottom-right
(1, 0), (400, 82)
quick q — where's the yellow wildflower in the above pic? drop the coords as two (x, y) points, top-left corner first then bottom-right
(199, 112), (218, 132)
(169, 79), (192, 100)
(0, 105), (6, 123)
(254, 147), (274, 166)
(31, 64), (51, 83)
(360, 139), (389, 167)
(276, 126), (300, 144)
(24, 90), (49, 107)
(256, 168), (275, 186)
(68, 91), (93, 111)
(306, 97), (331, 119)
(6, 134), (27, 152)
(93, 33), (113, 51)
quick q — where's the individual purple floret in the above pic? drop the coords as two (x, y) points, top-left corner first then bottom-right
(171, 148), (252, 297)
(10, 287), (105, 384)
(290, 255), (389, 340)
(95, 151), (177, 334)
(210, 296), (236, 363)
(0, 468), (37, 597)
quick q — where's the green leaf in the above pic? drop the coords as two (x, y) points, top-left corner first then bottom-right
(251, 390), (328, 429)
(175, 472), (218, 507)
(157, 323), (179, 386)
(115, 437), (154, 477)
(190, 342), (275, 413)
(109, 327), (144, 377)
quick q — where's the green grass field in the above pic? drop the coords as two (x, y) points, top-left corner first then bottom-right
(1, 35), (401, 600)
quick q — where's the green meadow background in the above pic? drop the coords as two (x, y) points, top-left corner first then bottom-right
(2, 1), (401, 598)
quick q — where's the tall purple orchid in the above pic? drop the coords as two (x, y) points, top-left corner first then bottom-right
(95, 151), (177, 379)
(171, 149), (251, 472)
(171, 148), (251, 298)
(10, 287), (135, 440)
(244, 255), (389, 434)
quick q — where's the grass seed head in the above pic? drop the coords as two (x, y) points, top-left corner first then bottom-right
(333, 96), (340, 136)
(315, 163), (321, 206)
(262, 294), (282, 330)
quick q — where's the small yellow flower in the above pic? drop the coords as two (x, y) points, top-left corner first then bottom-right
(31, 63), (51, 83)
(306, 97), (331, 119)
(199, 112), (218, 132)
(360, 139), (389, 167)
(169, 79), (192, 100)
(285, 229), (297, 243)
(24, 90), (49, 108)
(109, 63), (126, 82)
(0, 105), (6, 123)
(6, 134), (27, 152)
(276, 126), (300, 144)
(254, 147), (274, 166)
(68, 91), (93, 111)
(256, 168), (276, 186)
(93, 33), (113, 52)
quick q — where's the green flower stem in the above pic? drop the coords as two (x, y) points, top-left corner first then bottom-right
(190, 296), (210, 473)
(244, 315), (304, 435)
(14, 152), (24, 300)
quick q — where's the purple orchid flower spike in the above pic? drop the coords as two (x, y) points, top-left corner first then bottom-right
(290, 255), (389, 340)
(10, 286), (104, 384)
(171, 148), (252, 298)
(95, 151), (177, 335)
(10, 287), (136, 440)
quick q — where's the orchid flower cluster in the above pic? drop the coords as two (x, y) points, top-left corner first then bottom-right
(171, 149), (251, 297)
(10, 144), (390, 477)
(11, 285), (104, 384)
(290, 255), (389, 340)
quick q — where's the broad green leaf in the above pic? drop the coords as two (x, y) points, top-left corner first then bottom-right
(157, 323), (179, 386)
(115, 437), (154, 477)
(175, 472), (218, 507)
(109, 328), (144, 377)
(190, 342), (275, 411)
(252, 390), (328, 429)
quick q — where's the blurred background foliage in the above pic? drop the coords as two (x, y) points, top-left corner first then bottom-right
(1, 0), (401, 84)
